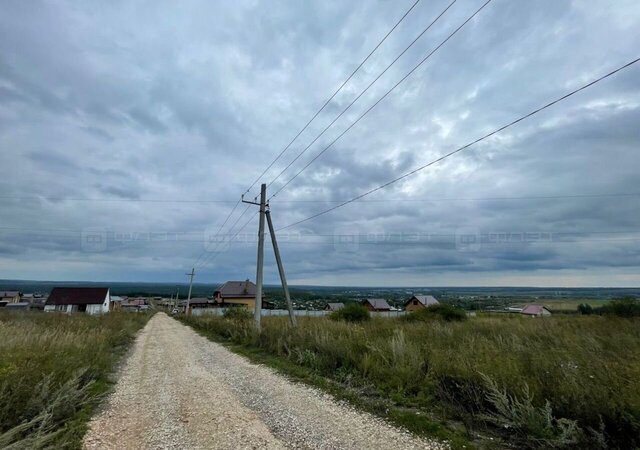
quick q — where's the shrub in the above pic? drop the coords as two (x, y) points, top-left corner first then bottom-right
(600, 298), (640, 317)
(223, 307), (253, 321)
(577, 303), (593, 315)
(330, 303), (370, 322)
(404, 304), (467, 322)
(481, 374), (580, 448)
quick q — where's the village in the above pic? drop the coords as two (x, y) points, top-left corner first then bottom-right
(1, 282), (552, 318)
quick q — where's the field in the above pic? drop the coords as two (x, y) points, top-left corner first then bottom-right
(0, 311), (152, 449)
(182, 313), (640, 449)
(537, 299), (611, 312)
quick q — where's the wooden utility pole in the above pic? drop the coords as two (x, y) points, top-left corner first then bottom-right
(185, 267), (195, 315)
(266, 210), (297, 327)
(254, 184), (267, 330)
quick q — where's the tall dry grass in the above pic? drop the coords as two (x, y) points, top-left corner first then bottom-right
(182, 313), (640, 449)
(0, 311), (151, 449)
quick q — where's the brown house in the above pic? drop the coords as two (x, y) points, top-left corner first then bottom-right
(213, 280), (274, 309)
(361, 298), (391, 312)
(404, 295), (439, 312)
(189, 298), (214, 309)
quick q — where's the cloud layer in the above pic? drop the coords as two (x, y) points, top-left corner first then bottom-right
(1, 0), (639, 286)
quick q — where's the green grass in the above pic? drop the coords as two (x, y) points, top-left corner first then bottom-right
(180, 313), (640, 449)
(0, 311), (152, 449)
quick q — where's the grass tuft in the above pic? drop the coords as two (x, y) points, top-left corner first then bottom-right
(0, 311), (152, 449)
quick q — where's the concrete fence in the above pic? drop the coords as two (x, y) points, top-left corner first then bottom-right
(190, 308), (407, 318)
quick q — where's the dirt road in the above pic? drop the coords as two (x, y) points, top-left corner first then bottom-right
(84, 313), (447, 449)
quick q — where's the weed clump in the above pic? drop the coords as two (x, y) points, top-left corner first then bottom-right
(223, 307), (253, 321)
(330, 303), (370, 322)
(403, 304), (467, 322)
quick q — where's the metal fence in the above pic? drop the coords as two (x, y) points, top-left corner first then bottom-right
(190, 308), (406, 318)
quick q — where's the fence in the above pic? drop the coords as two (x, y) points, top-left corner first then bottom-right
(190, 308), (406, 318)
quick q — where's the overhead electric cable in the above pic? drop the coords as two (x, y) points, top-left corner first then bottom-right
(190, 1), (425, 271)
(242, 0), (424, 197)
(268, 0), (492, 200)
(275, 56), (640, 231)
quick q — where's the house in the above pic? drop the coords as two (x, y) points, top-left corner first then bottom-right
(520, 304), (551, 317)
(213, 280), (274, 309)
(404, 295), (439, 312)
(0, 291), (22, 303)
(324, 302), (345, 312)
(188, 298), (214, 309)
(361, 298), (391, 312)
(44, 287), (110, 314)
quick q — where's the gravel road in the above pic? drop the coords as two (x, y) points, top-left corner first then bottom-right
(84, 313), (447, 449)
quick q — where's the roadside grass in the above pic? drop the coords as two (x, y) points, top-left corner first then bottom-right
(180, 313), (640, 449)
(0, 311), (152, 449)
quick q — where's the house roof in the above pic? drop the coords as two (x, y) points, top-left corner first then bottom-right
(363, 298), (391, 310)
(406, 295), (439, 307)
(6, 302), (30, 309)
(188, 297), (212, 305)
(46, 287), (109, 306)
(521, 304), (550, 315)
(215, 280), (256, 298)
(325, 302), (345, 311)
(0, 291), (20, 298)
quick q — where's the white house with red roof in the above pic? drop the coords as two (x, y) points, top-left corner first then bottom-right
(520, 304), (551, 317)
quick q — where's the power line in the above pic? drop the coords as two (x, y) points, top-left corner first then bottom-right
(195, 209), (260, 271)
(0, 196), (240, 204)
(2, 192), (637, 205)
(191, 198), (242, 268)
(194, 204), (254, 271)
(242, 0), (423, 197)
(196, 0), (428, 274)
(3, 227), (640, 238)
(269, 0), (493, 201)
(276, 56), (640, 231)
(265, 0), (459, 192)
(270, 192), (640, 204)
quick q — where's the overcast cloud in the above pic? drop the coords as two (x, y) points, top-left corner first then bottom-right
(1, 0), (639, 287)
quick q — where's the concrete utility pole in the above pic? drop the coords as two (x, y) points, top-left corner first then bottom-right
(253, 184), (267, 330)
(243, 184), (267, 330)
(185, 267), (195, 315)
(266, 210), (297, 327)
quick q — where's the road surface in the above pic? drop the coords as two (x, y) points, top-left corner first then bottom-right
(84, 313), (447, 449)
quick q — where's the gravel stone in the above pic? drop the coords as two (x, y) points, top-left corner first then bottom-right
(84, 313), (448, 450)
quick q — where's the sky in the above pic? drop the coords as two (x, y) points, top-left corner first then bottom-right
(1, 0), (639, 287)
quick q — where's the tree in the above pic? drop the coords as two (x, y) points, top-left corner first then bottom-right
(577, 303), (593, 315)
